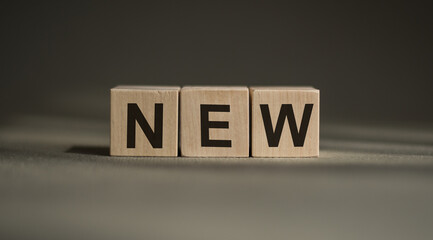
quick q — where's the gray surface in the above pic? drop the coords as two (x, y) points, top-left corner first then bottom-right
(0, 114), (432, 240)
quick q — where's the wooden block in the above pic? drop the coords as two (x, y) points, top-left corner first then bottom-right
(110, 86), (180, 156)
(180, 86), (249, 157)
(250, 87), (319, 157)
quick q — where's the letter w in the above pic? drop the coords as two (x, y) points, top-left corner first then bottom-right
(260, 104), (313, 147)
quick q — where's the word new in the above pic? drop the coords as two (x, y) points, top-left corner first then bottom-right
(111, 86), (319, 157)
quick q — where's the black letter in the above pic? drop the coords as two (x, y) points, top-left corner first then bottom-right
(200, 104), (231, 147)
(127, 103), (163, 148)
(260, 104), (313, 147)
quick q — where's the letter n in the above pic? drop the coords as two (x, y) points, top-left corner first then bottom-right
(127, 103), (163, 148)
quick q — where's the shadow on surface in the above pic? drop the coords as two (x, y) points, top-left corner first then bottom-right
(321, 123), (433, 147)
(320, 138), (433, 157)
(58, 148), (433, 175)
(66, 146), (110, 156)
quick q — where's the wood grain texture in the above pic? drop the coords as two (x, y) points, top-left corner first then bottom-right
(110, 86), (180, 156)
(180, 86), (249, 157)
(250, 87), (319, 157)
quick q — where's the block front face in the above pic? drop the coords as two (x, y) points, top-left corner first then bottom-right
(251, 87), (319, 157)
(110, 86), (179, 156)
(180, 87), (249, 157)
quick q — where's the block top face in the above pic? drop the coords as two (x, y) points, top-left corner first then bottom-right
(182, 86), (248, 91)
(250, 86), (319, 92)
(112, 86), (181, 91)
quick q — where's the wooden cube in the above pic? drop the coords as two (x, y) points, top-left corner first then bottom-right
(110, 86), (180, 156)
(250, 87), (319, 157)
(180, 86), (249, 157)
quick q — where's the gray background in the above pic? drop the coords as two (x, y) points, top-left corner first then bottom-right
(0, 1), (433, 239)
(1, 0), (432, 122)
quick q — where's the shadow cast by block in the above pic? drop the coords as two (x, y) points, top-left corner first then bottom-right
(67, 146), (110, 156)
